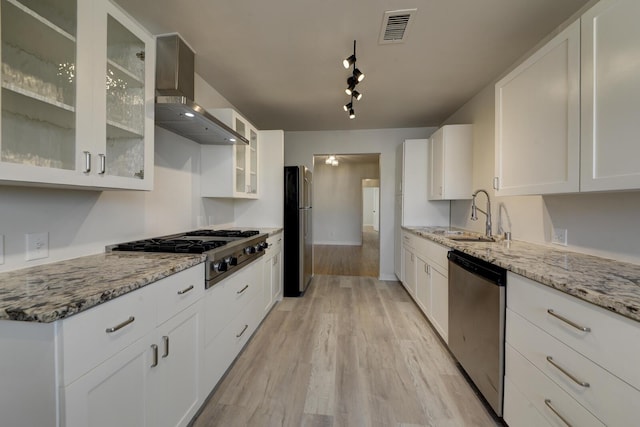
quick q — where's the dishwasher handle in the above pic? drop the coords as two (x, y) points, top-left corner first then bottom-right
(448, 250), (507, 286)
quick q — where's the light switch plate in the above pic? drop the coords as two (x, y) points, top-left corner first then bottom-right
(26, 232), (49, 261)
(551, 228), (568, 246)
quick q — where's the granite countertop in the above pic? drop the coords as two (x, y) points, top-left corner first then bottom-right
(0, 252), (206, 323)
(403, 226), (640, 323)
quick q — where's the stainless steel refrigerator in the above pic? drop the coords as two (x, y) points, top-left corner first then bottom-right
(283, 166), (313, 296)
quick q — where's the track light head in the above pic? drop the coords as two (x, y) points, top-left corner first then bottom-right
(343, 102), (353, 112)
(345, 76), (358, 95)
(352, 90), (362, 101)
(349, 108), (355, 119)
(353, 68), (365, 82)
(343, 54), (356, 69)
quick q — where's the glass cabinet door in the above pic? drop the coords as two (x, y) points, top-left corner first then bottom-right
(104, 12), (145, 180)
(234, 117), (246, 194)
(1, 0), (77, 170)
(249, 128), (257, 194)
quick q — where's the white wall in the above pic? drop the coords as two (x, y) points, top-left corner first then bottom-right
(313, 160), (379, 245)
(284, 127), (430, 280)
(445, 77), (640, 264)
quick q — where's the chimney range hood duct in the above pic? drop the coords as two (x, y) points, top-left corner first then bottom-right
(154, 35), (248, 145)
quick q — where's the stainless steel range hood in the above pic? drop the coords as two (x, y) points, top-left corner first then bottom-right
(155, 35), (248, 145)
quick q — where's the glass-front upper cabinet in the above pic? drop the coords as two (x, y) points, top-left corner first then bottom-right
(104, 5), (149, 184)
(0, 0), (77, 175)
(248, 128), (258, 194)
(0, 0), (154, 190)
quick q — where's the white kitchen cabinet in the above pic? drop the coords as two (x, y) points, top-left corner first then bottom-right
(395, 140), (449, 280)
(263, 233), (282, 313)
(402, 234), (417, 298)
(0, 0), (155, 190)
(64, 264), (204, 427)
(402, 230), (449, 342)
(494, 21), (580, 196)
(202, 258), (264, 395)
(64, 332), (155, 427)
(201, 108), (259, 198)
(504, 272), (640, 427)
(580, 0), (640, 192)
(428, 125), (473, 200)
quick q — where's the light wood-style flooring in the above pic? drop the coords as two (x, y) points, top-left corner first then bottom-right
(313, 227), (379, 277)
(192, 275), (499, 427)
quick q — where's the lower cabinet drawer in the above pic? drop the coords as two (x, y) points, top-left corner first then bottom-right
(156, 264), (204, 325)
(60, 285), (155, 386)
(504, 377), (552, 427)
(507, 309), (640, 426)
(506, 344), (605, 427)
(507, 272), (640, 391)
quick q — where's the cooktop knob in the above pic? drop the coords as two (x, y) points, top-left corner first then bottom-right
(228, 256), (238, 266)
(214, 261), (227, 272)
(244, 246), (256, 255)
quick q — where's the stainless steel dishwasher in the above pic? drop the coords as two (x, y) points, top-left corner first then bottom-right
(448, 250), (507, 417)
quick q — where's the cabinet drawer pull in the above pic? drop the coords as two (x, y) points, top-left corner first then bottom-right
(162, 336), (169, 358)
(151, 344), (158, 368)
(177, 285), (194, 295)
(547, 309), (591, 332)
(105, 316), (135, 333)
(83, 151), (91, 173)
(237, 285), (249, 294)
(546, 356), (590, 388)
(98, 153), (106, 175)
(236, 324), (249, 338)
(544, 399), (573, 427)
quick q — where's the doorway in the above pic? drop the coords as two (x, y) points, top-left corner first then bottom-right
(311, 153), (380, 277)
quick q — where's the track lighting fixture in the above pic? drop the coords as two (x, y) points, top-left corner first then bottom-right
(342, 40), (365, 119)
(353, 68), (365, 82)
(342, 54), (356, 69)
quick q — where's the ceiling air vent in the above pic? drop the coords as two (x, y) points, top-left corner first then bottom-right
(379, 9), (417, 44)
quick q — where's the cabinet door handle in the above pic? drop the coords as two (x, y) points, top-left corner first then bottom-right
(547, 309), (591, 332)
(426, 265), (431, 275)
(83, 151), (91, 173)
(544, 399), (573, 427)
(546, 356), (589, 388)
(236, 324), (248, 338)
(98, 154), (106, 175)
(162, 336), (169, 358)
(151, 344), (158, 368)
(105, 316), (135, 333)
(177, 285), (194, 295)
(237, 284), (249, 294)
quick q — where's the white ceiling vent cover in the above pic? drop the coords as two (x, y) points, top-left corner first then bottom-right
(379, 9), (417, 44)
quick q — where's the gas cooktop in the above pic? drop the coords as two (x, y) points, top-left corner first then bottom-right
(111, 229), (267, 288)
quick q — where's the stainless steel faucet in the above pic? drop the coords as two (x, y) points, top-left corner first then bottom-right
(471, 189), (492, 237)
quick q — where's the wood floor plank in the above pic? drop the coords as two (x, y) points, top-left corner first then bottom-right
(192, 275), (499, 427)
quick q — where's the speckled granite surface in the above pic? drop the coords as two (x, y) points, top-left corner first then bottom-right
(0, 252), (206, 323)
(404, 226), (640, 323)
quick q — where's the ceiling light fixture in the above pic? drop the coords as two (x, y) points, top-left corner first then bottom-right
(331, 159), (339, 166)
(342, 40), (365, 119)
(325, 155), (336, 165)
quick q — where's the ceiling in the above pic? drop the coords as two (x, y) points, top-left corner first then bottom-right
(114, 0), (590, 131)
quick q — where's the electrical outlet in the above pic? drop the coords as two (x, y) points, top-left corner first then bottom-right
(551, 228), (568, 246)
(26, 232), (49, 261)
(0, 234), (4, 265)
